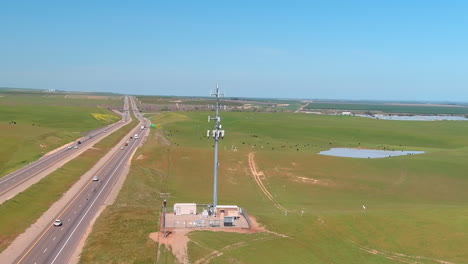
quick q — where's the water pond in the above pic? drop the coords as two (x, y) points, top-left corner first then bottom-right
(357, 115), (468, 121)
(319, 148), (425, 159)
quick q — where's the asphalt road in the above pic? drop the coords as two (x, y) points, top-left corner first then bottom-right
(14, 97), (150, 264)
(0, 97), (131, 204)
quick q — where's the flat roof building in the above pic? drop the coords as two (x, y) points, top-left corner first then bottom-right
(174, 203), (197, 216)
(216, 205), (240, 217)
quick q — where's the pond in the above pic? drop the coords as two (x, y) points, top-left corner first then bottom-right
(318, 148), (425, 158)
(357, 115), (468, 121)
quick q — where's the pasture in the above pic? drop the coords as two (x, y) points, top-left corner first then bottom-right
(0, 91), (121, 177)
(82, 111), (468, 263)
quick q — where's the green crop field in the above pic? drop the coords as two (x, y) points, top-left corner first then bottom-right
(81, 111), (468, 263)
(0, 91), (122, 177)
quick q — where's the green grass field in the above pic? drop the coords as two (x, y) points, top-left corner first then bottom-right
(0, 88), (123, 107)
(0, 92), (122, 177)
(0, 111), (138, 253)
(81, 111), (468, 263)
(137, 96), (244, 106)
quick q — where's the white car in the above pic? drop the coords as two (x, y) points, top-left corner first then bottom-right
(67, 146), (72, 150)
(53, 219), (62, 226)
(121, 146), (124, 150)
(92, 176), (99, 181)
(73, 146), (78, 149)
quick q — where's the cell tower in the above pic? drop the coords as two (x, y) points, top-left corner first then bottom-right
(207, 83), (225, 214)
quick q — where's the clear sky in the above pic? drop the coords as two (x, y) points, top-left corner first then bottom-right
(1, 1), (467, 101)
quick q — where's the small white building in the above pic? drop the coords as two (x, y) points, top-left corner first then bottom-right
(341, 111), (352, 116)
(174, 203), (197, 215)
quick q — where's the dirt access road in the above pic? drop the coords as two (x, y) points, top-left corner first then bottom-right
(248, 152), (290, 213)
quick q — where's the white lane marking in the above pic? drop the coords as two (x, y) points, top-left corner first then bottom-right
(43, 248), (48, 253)
(61, 227), (64, 231)
(0, 113), (129, 188)
(53, 236), (56, 241)
(0, 146), (68, 185)
(50, 122), (141, 264)
(68, 218), (70, 222)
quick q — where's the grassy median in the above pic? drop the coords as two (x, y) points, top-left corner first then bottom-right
(0, 112), (138, 253)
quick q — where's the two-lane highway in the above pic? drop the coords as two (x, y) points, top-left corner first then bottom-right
(0, 97), (131, 204)
(13, 97), (150, 264)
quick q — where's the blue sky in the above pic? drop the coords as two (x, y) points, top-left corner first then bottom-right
(1, 1), (467, 101)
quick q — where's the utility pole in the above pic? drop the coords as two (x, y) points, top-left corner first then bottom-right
(207, 83), (225, 215)
(163, 199), (167, 237)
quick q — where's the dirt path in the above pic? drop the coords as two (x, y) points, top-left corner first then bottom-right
(149, 215), (282, 264)
(194, 232), (286, 264)
(346, 239), (455, 264)
(248, 152), (291, 213)
(149, 152), (293, 264)
(393, 168), (407, 185)
(195, 241), (246, 264)
(294, 102), (310, 113)
(151, 229), (191, 264)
